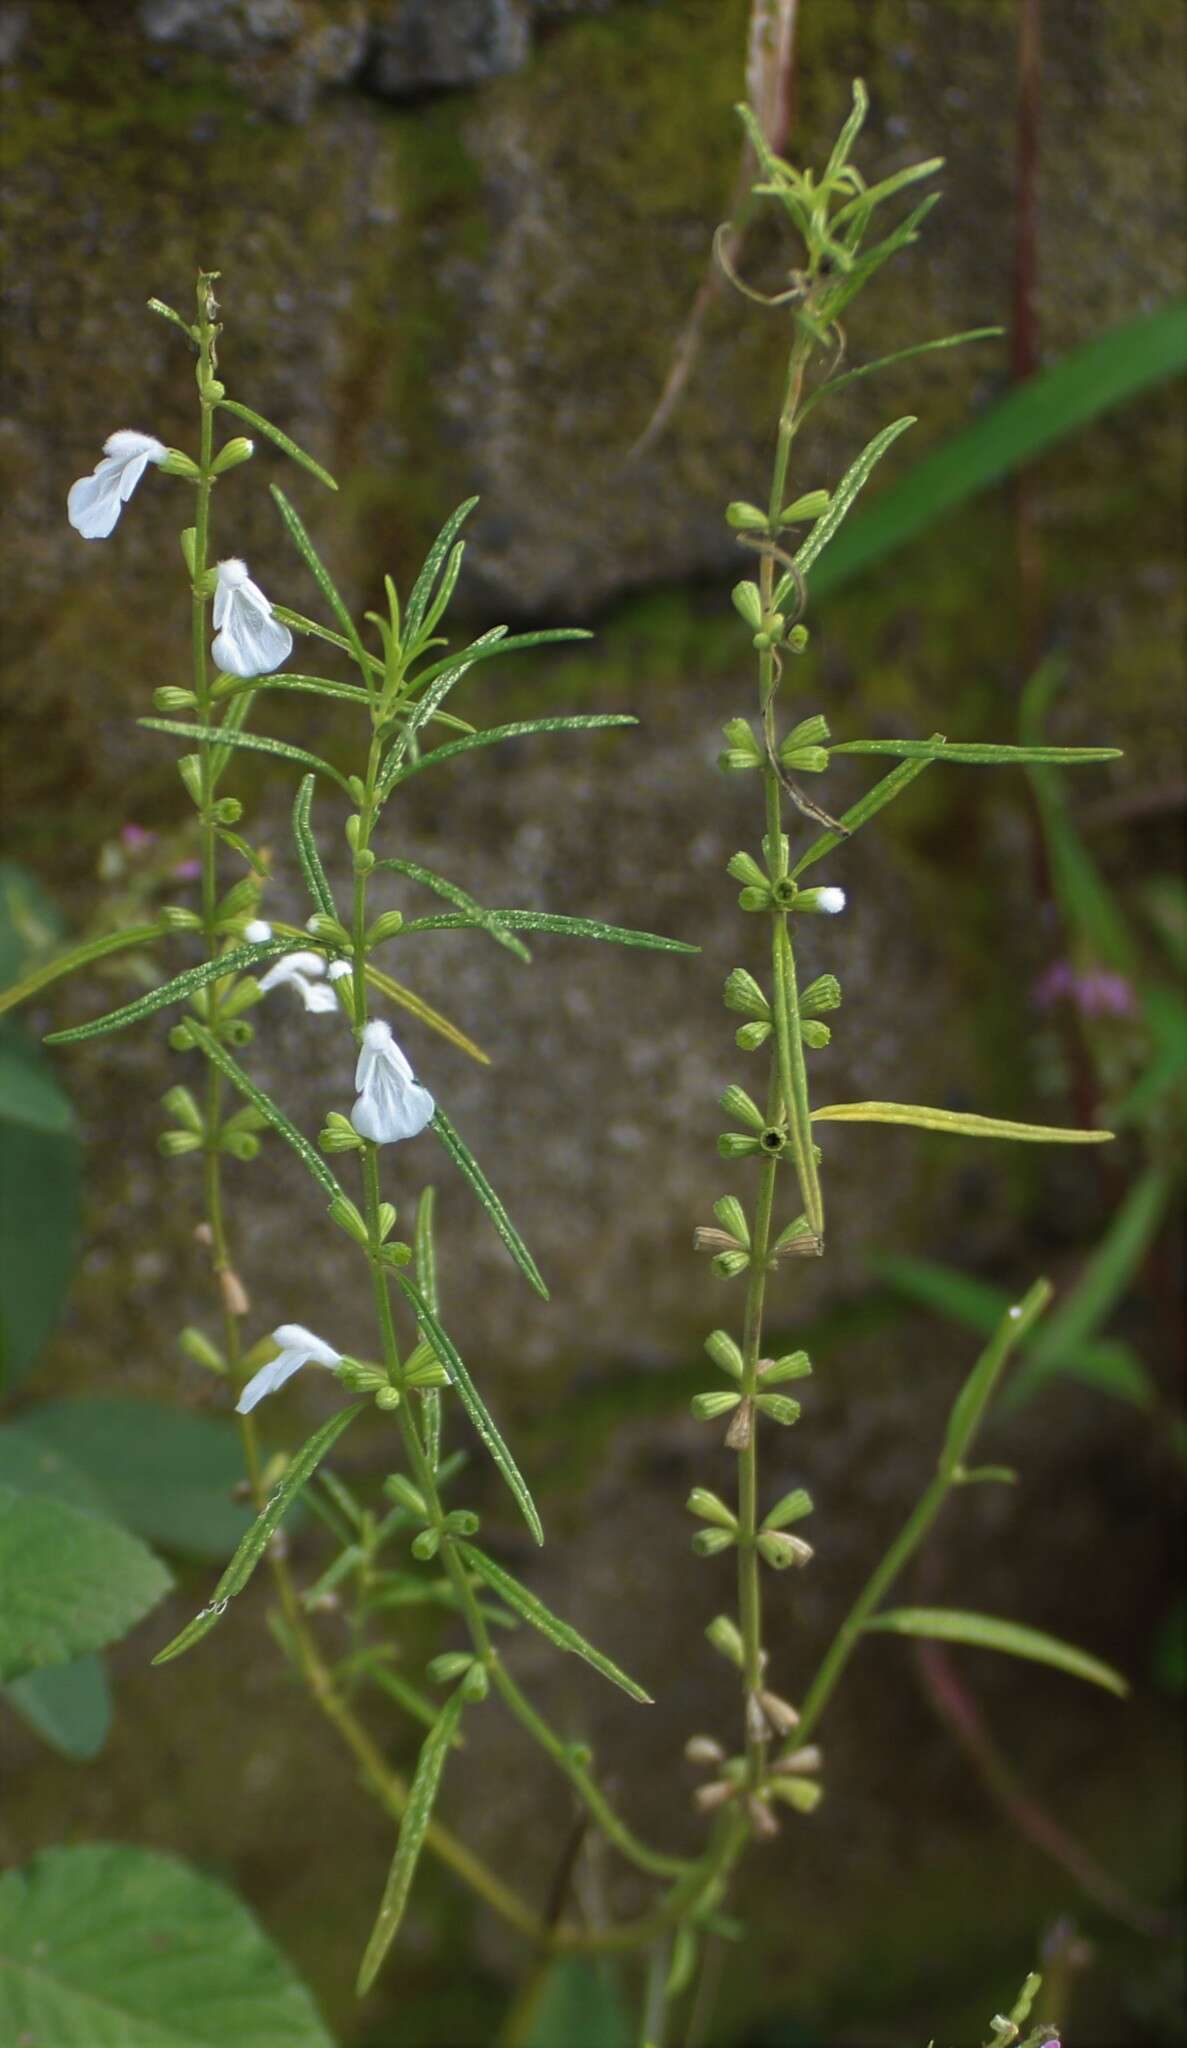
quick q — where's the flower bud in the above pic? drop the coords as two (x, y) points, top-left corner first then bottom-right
(159, 904), (202, 932)
(159, 1129), (202, 1157)
(718, 1132), (761, 1160)
(384, 1474), (428, 1518)
(461, 1661), (489, 1703)
(777, 1745), (823, 1776)
(769, 1776), (822, 1814)
(785, 623), (809, 653)
(713, 1196), (749, 1243)
(374, 1385), (401, 1411)
(780, 745), (830, 775)
(731, 580), (763, 629)
(154, 686), (197, 712)
(692, 1526), (736, 1558)
(161, 1085), (203, 1134)
(354, 846), (376, 874)
(737, 1020), (772, 1052)
(686, 1488), (737, 1529)
(719, 1084), (764, 1131)
(757, 1528), (811, 1570)
(211, 797), (242, 825)
(801, 1019), (831, 1048)
(684, 1735), (726, 1767)
(158, 448), (201, 480)
(427, 1652), (473, 1685)
(796, 886), (846, 915)
(762, 1487), (813, 1531)
(713, 1248), (752, 1278)
(704, 1329), (744, 1379)
(705, 1614), (745, 1667)
(755, 1392), (802, 1427)
(779, 489), (830, 522)
(726, 850), (767, 890)
(725, 500), (769, 531)
(219, 1129), (260, 1162)
(306, 912), (352, 948)
(211, 436), (254, 475)
(723, 967), (769, 1020)
(758, 1689), (800, 1735)
(178, 1325), (225, 1375)
(694, 1780), (736, 1812)
(411, 1527), (440, 1560)
(690, 1389), (742, 1422)
(328, 1195), (369, 1246)
(800, 973), (842, 1015)
(319, 1111), (365, 1155)
(366, 910), (405, 948)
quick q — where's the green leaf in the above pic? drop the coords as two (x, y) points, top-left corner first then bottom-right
(3, 1654), (111, 1760)
(403, 498), (479, 645)
(270, 484), (373, 681)
(216, 671), (371, 707)
(775, 415), (916, 603)
(44, 939), (283, 1045)
(0, 1485), (171, 1682)
(0, 1843), (333, 2045)
(357, 1693), (463, 1994)
(400, 908), (697, 954)
(430, 1106), (548, 1299)
(153, 1403), (363, 1664)
(809, 299), (1187, 596)
(10, 1398), (254, 1558)
(384, 714), (636, 795)
(811, 1102), (1113, 1143)
(830, 738), (1121, 766)
(139, 718), (353, 794)
(509, 1958), (633, 2048)
(0, 922), (169, 1018)
(292, 774), (337, 922)
(0, 1030), (80, 1389)
(871, 1252), (1006, 1334)
(459, 1542), (652, 1701)
(0, 859), (65, 987)
(373, 857), (532, 962)
(272, 606), (384, 682)
(414, 1188), (442, 1467)
(864, 1606), (1128, 1696)
(364, 964), (491, 1067)
(216, 398), (337, 490)
(185, 1021), (344, 1200)
(791, 749), (938, 879)
(939, 1280), (1051, 1479)
(798, 328), (1003, 425)
(398, 1276), (543, 1546)
(405, 626), (593, 706)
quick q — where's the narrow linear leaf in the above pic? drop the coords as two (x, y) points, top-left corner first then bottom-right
(216, 673), (371, 707)
(811, 1102), (1113, 1144)
(139, 719), (353, 794)
(776, 415), (916, 601)
(871, 1252), (1006, 1335)
(44, 940), (284, 1045)
(430, 1107), (548, 1299)
(791, 750), (938, 878)
(292, 775), (337, 922)
(184, 1021), (344, 1200)
(0, 923), (168, 1019)
(404, 498), (479, 644)
(357, 1693), (464, 1994)
(152, 1403), (364, 1664)
(217, 398), (338, 490)
(364, 965), (491, 1067)
(273, 607), (384, 683)
(414, 1187), (439, 1317)
(398, 1277), (543, 1546)
(372, 858), (532, 962)
(864, 1607), (1128, 1696)
(798, 328), (1003, 425)
(386, 715), (638, 792)
(375, 632), (508, 799)
(831, 738), (1121, 766)
(406, 628), (594, 702)
(399, 909), (697, 954)
(460, 1543), (652, 1702)
(271, 485), (373, 682)
(940, 1279), (1051, 1479)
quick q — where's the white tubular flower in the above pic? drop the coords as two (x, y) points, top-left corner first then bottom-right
(67, 430), (168, 540)
(798, 886), (846, 915)
(351, 1020), (435, 1145)
(257, 950), (338, 1013)
(236, 1324), (342, 1414)
(243, 919), (273, 944)
(212, 558), (293, 678)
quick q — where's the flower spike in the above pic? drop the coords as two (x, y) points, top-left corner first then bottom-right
(257, 950), (338, 1013)
(236, 1324), (342, 1413)
(67, 430), (168, 540)
(212, 557), (293, 678)
(351, 1020), (435, 1146)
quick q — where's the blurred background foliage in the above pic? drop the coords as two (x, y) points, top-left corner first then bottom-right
(0, 1), (1183, 2043)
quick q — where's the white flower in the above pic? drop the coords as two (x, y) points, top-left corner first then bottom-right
(243, 919), (273, 944)
(236, 1324), (342, 1414)
(257, 950), (338, 1013)
(351, 1020), (435, 1145)
(327, 959), (352, 981)
(212, 558), (293, 679)
(67, 430), (168, 540)
(816, 888), (846, 914)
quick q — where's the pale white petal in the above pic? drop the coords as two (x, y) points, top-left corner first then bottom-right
(103, 430), (167, 465)
(272, 1324), (342, 1367)
(351, 1060), (435, 1145)
(258, 951), (326, 994)
(243, 919), (273, 944)
(67, 463), (126, 539)
(236, 1354), (299, 1413)
(213, 591), (293, 679)
(302, 980), (339, 1013)
(327, 960), (352, 981)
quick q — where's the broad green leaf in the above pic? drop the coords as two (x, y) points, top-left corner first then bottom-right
(812, 1102), (1112, 1143)
(400, 908), (697, 954)
(830, 738), (1120, 766)
(403, 497), (479, 644)
(271, 484), (373, 682)
(939, 1280), (1051, 1479)
(384, 715), (637, 793)
(373, 857), (532, 962)
(185, 1021), (344, 1200)
(808, 299), (1187, 596)
(460, 1542), (651, 1701)
(398, 1276), (543, 1545)
(0, 1424), (110, 1518)
(775, 415), (916, 603)
(791, 749), (938, 879)
(0, 921), (168, 1018)
(357, 1693), (463, 1993)
(292, 774), (337, 922)
(3, 1654), (111, 1760)
(0, 1843), (332, 2046)
(864, 1606), (1128, 1696)
(365, 963), (491, 1067)
(217, 397), (338, 490)
(139, 718), (353, 794)
(13, 1398), (254, 1558)
(44, 938), (283, 1045)
(153, 1403), (363, 1663)
(0, 1485), (170, 1682)
(430, 1106), (547, 1299)
(0, 1031), (80, 1389)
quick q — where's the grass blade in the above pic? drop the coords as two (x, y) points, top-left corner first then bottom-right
(398, 1276), (543, 1545)
(153, 1402), (364, 1662)
(217, 399), (337, 490)
(864, 1606), (1128, 1696)
(460, 1542), (651, 1702)
(356, 1693), (464, 1993)
(429, 1107), (547, 1299)
(812, 1102), (1113, 1144)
